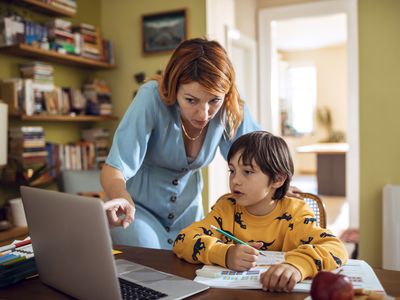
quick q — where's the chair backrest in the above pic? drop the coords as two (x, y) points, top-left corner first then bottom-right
(298, 192), (327, 229)
(58, 170), (102, 194)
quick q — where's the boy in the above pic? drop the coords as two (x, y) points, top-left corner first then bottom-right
(173, 131), (347, 292)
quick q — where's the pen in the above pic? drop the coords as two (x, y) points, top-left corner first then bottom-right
(210, 225), (266, 256)
(0, 238), (32, 253)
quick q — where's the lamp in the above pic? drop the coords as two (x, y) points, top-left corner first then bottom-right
(0, 102), (8, 167)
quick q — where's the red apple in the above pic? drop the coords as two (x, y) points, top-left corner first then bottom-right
(310, 271), (354, 300)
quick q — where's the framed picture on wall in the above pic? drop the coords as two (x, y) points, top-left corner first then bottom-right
(142, 9), (187, 54)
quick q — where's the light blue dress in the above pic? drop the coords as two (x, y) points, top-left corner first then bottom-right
(106, 80), (260, 249)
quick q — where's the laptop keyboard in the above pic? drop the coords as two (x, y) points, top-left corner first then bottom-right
(119, 278), (168, 300)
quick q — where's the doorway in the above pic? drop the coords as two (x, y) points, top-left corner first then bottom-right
(258, 0), (359, 233)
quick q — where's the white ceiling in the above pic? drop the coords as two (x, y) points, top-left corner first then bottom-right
(275, 14), (347, 51)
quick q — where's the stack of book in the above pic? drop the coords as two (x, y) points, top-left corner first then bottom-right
(0, 239), (36, 288)
(19, 62), (55, 115)
(20, 62), (54, 85)
(47, 0), (77, 15)
(81, 128), (110, 169)
(48, 18), (76, 54)
(82, 78), (112, 115)
(72, 23), (102, 60)
(8, 126), (48, 168)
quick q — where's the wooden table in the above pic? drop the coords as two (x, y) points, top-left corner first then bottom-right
(0, 226), (29, 246)
(1, 246), (399, 299)
(297, 143), (349, 196)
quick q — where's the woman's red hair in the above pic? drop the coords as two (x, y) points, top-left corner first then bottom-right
(158, 38), (243, 139)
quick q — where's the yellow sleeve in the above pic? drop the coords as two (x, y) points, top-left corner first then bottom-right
(172, 196), (235, 267)
(283, 205), (348, 280)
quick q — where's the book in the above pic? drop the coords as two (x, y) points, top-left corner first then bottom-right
(194, 251), (385, 294)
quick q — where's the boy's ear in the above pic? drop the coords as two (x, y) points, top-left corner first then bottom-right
(271, 175), (287, 189)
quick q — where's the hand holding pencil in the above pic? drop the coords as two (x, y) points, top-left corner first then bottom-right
(210, 224), (265, 272)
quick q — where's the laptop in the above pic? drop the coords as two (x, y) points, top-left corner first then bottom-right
(20, 186), (209, 300)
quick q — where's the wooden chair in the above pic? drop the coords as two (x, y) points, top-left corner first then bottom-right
(298, 192), (327, 229)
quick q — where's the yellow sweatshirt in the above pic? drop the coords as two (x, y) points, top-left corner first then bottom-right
(173, 194), (348, 280)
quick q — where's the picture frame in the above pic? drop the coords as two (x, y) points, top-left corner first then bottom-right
(142, 9), (187, 54)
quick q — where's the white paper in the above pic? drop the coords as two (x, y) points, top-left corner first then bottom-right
(194, 258), (386, 294)
(256, 250), (285, 265)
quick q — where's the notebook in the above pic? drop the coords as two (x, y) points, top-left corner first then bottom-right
(20, 186), (209, 300)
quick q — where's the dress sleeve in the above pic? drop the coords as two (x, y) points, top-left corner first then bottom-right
(283, 206), (348, 280)
(106, 82), (158, 180)
(219, 104), (261, 160)
(173, 197), (234, 267)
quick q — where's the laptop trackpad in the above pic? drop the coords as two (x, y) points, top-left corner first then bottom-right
(124, 268), (172, 284)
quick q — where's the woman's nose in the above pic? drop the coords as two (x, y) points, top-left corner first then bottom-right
(198, 104), (209, 120)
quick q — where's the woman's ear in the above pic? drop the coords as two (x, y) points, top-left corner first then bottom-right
(272, 175), (287, 189)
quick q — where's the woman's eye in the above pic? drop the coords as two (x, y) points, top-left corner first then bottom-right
(244, 170), (253, 175)
(228, 169), (234, 174)
(210, 98), (222, 105)
(185, 98), (195, 104)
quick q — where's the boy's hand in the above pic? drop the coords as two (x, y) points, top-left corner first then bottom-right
(226, 242), (262, 271)
(260, 263), (301, 292)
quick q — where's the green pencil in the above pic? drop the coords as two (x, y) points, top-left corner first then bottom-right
(210, 224), (266, 256)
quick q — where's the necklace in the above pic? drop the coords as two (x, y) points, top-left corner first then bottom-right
(181, 120), (204, 141)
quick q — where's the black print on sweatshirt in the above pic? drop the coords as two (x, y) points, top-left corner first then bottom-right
(288, 223), (294, 230)
(300, 236), (314, 244)
(275, 212), (292, 222)
(174, 233), (185, 246)
(320, 232), (336, 238)
(248, 240), (275, 250)
(193, 233), (201, 238)
(214, 216), (233, 243)
(315, 259), (322, 271)
(234, 212), (246, 229)
(192, 238), (206, 261)
(304, 217), (317, 225)
(199, 227), (213, 236)
(330, 252), (342, 267)
(228, 197), (236, 204)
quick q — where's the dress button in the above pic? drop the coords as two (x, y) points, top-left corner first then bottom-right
(168, 239), (174, 244)
(168, 213), (174, 219)
(170, 196), (177, 203)
(165, 226), (170, 232)
(172, 179), (179, 185)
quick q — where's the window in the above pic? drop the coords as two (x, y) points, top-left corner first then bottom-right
(279, 63), (317, 136)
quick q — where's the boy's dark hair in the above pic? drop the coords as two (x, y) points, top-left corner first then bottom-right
(227, 131), (294, 200)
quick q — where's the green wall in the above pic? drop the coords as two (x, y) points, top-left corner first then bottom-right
(0, 0), (103, 205)
(98, 0), (208, 209)
(359, 0), (400, 267)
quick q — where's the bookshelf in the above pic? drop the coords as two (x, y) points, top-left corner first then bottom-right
(10, 114), (118, 122)
(0, 44), (115, 69)
(0, 0), (76, 17)
(0, 0), (116, 199)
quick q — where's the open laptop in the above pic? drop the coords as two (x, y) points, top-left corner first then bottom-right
(20, 186), (209, 300)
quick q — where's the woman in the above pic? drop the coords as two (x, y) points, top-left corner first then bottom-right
(101, 38), (260, 249)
